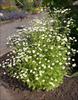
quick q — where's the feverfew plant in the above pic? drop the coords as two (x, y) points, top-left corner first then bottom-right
(3, 9), (77, 91)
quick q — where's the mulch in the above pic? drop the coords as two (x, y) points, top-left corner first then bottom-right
(0, 53), (78, 100)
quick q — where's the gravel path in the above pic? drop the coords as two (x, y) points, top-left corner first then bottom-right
(0, 13), (44, 57)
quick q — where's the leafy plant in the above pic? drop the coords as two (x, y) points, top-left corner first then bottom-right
(3, 9), (77, 91)
(42, 0), (73, 8)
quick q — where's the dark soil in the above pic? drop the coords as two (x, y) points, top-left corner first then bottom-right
(0, 53), (78, 100)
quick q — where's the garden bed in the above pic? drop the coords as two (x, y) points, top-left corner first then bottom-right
(0, 53), (78, 100)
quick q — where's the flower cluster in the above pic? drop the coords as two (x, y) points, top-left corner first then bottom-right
(1, 9), (77, 91)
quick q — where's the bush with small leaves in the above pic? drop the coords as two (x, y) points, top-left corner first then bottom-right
(2, 10), (77, 91)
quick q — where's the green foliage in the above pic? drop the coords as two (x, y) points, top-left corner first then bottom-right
(5, 10), (76, 91)
(42, 0), (73, 8)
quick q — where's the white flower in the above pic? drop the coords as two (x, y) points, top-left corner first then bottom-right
(38, 67), (41, 70)
(39, 54), (43, 57)
(61, 41), (65, 45)
(30, 70), (33, 73)
(43, 44), (46, 47)
(28, 56), (32, 59)
(48, 65), (50, 68)
(34, 68), (37, 70)
(35, 19), (42, 24)
(23, 48), (27, 51)
(8, 64), (12, 68)
(23, 73), (27, 77)
(32, 60), (36, 63)
(65, 63), (68, 66)
(72, 59), (75, 61)
(57, 36), (61, 41)
(59, 53), (62, 56)
(21, 70), (24, 73)
(3, 72), (6, 75)
(52, 63), (55, 66)
(59, 62), (62, 65)
(25, 58), (28, 62)
(49, 28), (53, 31)
(72, 63), (76, 67)
(69, 37), (73, 40)
(50, 20), (54, 23)
(32, 50), (35, 53)
(61, 9), (70, 13)
(23, 28), (27, 31)
(56, 60), (59, 63)
(42, 80), (45, 82)
(49, 35), (52, 37)
(63, 20), (67, 23)
(74, 39), (77, 42)
(42, 64), (45, 67)
(39, 48), (42, 51)
(63, 38), (67, 42)
(54, 33), (57, 35)
(49, 82), (55, 87)
(37, 52), (39, 55)
(34, 55), (36, 57)
(33, 71), (35, 74)
(68, 57), (71, 60)
(36, 77), (39, 80)
(27, 79), (30, 82)
(38, 44), (40, 47)
(55, 79), (57, 82)
(58, 46), (61, 48)
(47, 60), (50, 63)
(67, 52), (71, 55)
(39, 61), (41, 64)
(41, 37), (45, 39)
(23, 42), (25, 45)
(16, 76), (19, 79)
(73, 37), (75, 39)
(51, 78), (53, 81)
(50, 67), (53, 70)
(67, 46), (70, 49)
(68, 62), (71, 65)
(13, 75), (16, 78)
(62, 66), (65, 69)
(51, 46), (53, 50)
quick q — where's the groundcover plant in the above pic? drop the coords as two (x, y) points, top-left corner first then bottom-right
(0, 9), (77, 91)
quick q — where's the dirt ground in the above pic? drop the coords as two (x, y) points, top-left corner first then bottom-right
(0, 53), (78, 100)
